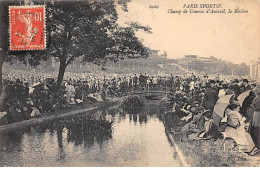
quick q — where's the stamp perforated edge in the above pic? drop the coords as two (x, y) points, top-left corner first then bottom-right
(9, 5), (47, 51)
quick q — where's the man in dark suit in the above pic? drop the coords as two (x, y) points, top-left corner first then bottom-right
(139, 73), (145, 90)
(5, 81), (16, 100)
(241, 79), (251, 93)
(232, 79), (241, 99)
(133, 74), (138, 91)
(210, 80), (218, 93)
(203, 84), (218, 112)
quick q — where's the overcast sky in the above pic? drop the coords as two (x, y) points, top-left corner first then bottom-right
(116, 0), (260, 64)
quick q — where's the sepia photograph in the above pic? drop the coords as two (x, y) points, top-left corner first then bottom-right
(0, 0), (259, 167)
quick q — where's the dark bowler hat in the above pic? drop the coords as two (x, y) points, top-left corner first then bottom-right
(243, 79), (248, 83)
(209, 80), (215, 84)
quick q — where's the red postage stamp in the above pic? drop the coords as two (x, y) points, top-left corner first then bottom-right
(9, 5), (46, 51)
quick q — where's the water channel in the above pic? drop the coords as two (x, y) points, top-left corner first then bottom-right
(0, 105), (182, 167)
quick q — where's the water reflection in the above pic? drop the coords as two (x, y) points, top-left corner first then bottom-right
(0, 105), (181, 167)
(102, 105), (160, 125)
(0, 131), (23, 152)
(109, 105), (161, 125)
(64, 113), (113, 148)
(57, 129), (66, 162)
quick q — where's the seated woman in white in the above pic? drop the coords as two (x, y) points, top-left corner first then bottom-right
(224, 103), (259, 155)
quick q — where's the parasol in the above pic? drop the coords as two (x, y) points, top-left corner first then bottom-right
(213, 94), (234, 127)
(0, 111), (7, 119)
(237, 90), (252, 107)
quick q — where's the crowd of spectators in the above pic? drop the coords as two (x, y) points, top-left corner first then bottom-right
(160, 74), (260, 156)
(0, 70), (259, 156)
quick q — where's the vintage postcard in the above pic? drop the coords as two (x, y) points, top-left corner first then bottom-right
(0, 0), (259, 167)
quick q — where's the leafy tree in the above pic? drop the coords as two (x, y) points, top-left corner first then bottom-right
(237, 63), (250, 76)
(0, 0), (151, 94)
(45, 0), (150, 87)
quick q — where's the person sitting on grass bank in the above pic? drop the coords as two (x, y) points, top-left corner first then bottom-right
(180, 101), (204, 122)
(180, 110), (221, 141)
(249, 87), (260, 150)
(224, 103), (259, 156)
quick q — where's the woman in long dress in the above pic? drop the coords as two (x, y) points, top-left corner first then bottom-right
(225, 104), (259, 155)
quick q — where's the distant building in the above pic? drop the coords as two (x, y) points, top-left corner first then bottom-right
(160, 51), (168, 59)
(148, 49), (169, 59)
(197, 57), (213, 62)
(177, 55), (217, 73)
(148, 49), (160, 58)
(184, 55), (198, 59)
(250, 58), (260, 79)
(42, 49), (179, 74)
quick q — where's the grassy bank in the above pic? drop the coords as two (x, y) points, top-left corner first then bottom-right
(163, 111), (260, 167)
